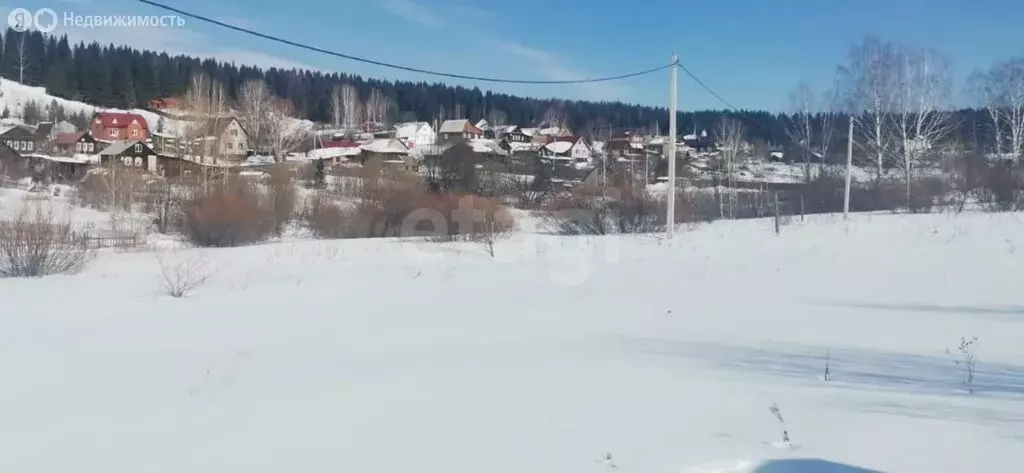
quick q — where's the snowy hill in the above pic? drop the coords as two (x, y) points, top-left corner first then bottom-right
(0, 77), (176, 133)
(1, 187), (1023, 473)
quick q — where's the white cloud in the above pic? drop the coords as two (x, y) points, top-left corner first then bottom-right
(378, 0), (441, 28)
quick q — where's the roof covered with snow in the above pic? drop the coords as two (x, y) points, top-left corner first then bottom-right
(394, 122), (433, 139)
(361, 138), (409, 154)
(439, 119), (475, 134)
(544, 141), (573, 155)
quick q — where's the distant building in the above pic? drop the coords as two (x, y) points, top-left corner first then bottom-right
(438, 119), (483, 141)
(90, 112), (150, 142)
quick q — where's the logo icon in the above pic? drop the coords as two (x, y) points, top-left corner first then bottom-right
(34, 8), (57, 33)
(8, 8), (32, 32)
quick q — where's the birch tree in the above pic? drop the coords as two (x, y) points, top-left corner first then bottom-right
(787, 82), (818, 181)
(837, 37), (900, 181)
(329, 84), (344, 128)
(891, 46), (954, 207)
(179, 72), (228, 162)
(266, 98), (308, 161)
(717, 117), (745, 218)
(340, 84), (362, 131)
(364, 88), (390, 130)
(991, 59), (1024, 162)
(237, 79), (274, 151)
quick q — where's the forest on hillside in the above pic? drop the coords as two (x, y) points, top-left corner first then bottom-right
(0, 27), (1016, 160)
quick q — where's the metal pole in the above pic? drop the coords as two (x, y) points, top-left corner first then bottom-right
(844, 118), (853, 219)
(667, 53), (678, 237)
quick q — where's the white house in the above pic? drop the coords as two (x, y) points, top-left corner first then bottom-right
(541, 137), (591, 162)
(394, 121), (436, 148)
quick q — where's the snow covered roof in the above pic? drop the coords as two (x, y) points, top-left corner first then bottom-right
(474, 119), (489, 130)
(306, 147), (361, 160)
(544, 141), (573, 155)
(520, 127), (537, 136)
(508, 142), (536, 152)
(394, 122), (432, 139)
(25, 153), (89, 164)
(469, 139), (508, 156)
(683, 134), (698, 141)
(361, 138), (409, 154)
(439, 119), (474, 134)
(538, 127), (561, 136)
(98, 140), (147, 156)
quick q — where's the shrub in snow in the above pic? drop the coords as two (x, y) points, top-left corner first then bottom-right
(0, 202), (94, 277)
(768, 403), (791, 447)
(947, 336), (979, 394)
(541, 186), (663, 235)
(263, 164), (297, 236)
(158, 253), (212, 298)
(181, 180), (274, 247)
(823, 349), (832, 383)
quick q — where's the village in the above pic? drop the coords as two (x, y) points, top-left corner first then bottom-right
(0, 93), (817, 195)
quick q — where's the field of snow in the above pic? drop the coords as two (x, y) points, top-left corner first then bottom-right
(1, 191), (1023, 472)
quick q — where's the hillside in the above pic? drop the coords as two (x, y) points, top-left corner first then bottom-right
(1, 186), (1022, 473)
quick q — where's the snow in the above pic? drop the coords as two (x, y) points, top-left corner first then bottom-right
(1, 197), (1022, 472)
(544, 140), (573, 154)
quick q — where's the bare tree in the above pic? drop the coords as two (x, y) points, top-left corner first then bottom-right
(717, 117), (745, 218)
(237, 79), (274, 152)
(15, 31), (28, 84)
(967, 69), (1005, 156)
(329, 84), (344, 129)
(364, 88), (391, 130)
(541, 103), (569, 130)
(0, 202), (94, 277)
(891, 46), (954, 208)
(838, 37), (900, 180)
(787, 82), (818, 181)
(179, 72), (228, 162)
(340, 84), (362, 130)
(980, 59), (1024, 162)
(486, 109), (508, 129)
(266, 98), (308, 161)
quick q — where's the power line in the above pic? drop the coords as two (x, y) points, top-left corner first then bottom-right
(676, 63), (738, 110)
(136, 0), (673, 84)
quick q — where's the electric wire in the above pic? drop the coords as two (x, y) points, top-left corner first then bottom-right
(136, 0), (673, 84)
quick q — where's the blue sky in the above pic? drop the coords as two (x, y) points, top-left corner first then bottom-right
(5, 0), (1024, 111)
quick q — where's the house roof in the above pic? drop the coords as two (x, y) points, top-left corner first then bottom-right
(544, 141), (573, 155)
(94, 112), (149, 131)
(0, 124), (34, 137)
(98, 140), (148, 156)
(200, 117), (242, 138)
(520, 127), (537, 136)
(34, 122), (54, 138)
(56, 132), (85, 145)
(148, 97), (180, 109)
(361, 138), (409, 154)
(306, 147), (361, 160)
(394, 121), (432, 139)
(438, 119), (480, 134)
(469, 139), (508, 156)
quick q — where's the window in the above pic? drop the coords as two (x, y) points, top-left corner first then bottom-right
(131, 129), (139, 137)
(134, 157), (143, 167)
(75, 143), (82, 152)
(87, 143), (94, 152)
(123, 157), (132, 166)
(26, 142), (33, 151)
(229, 129), (238, 136)
(134, 144), (142, 153)
(110, 129), (118, 138)
(226, 142), (233, 150)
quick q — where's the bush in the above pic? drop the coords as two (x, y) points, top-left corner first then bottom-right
(542, 186), (664, 235)
(0, 203), (94, 277)
(264, 164), (297, 235)
(181, 182), (274, 247)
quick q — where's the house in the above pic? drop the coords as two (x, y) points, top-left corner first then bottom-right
(34, 122), (55, 142)
(543, 136), (592, 162)
(194, 117), (249, 161)
(438, 119), (483, 142)
(22, 153), (90, 181)
(394, 121), (436, 148)
(54, 132), (84, 155)
(360, 138), (410, 162)
(150, 132), (179, 156)
(72, 132), (104, 155)
(0, 140), (24, 178)
(98, 140), (160, 172)
(469, 138), (510, 158)
(52, 120), (78, 135)
(0, 124), (37, 154)
(91, 112), (150, 142)
(505, 126), (532, 144)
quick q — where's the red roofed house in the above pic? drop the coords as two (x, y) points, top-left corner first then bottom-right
(91, 112), (150, 142)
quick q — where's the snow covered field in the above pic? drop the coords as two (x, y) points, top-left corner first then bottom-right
(1, 194), (1023, 472)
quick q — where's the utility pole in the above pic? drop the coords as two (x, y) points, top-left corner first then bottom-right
(844, 117), (854, 219)
(667, 53), (678, 238)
